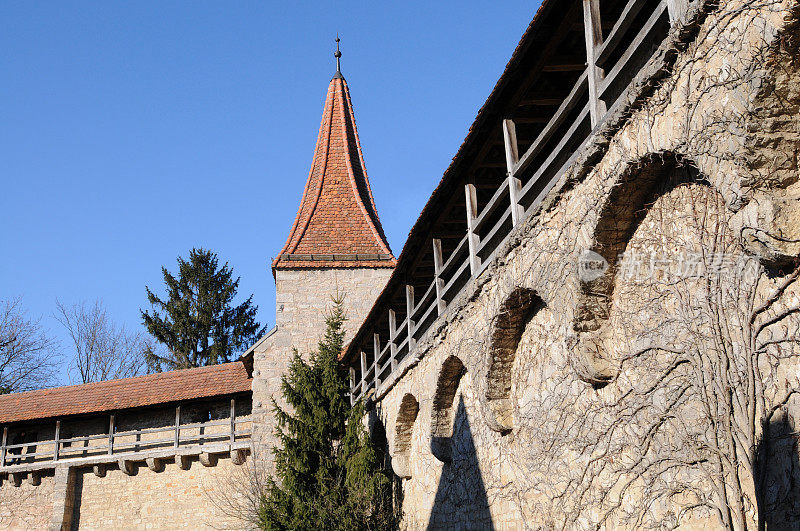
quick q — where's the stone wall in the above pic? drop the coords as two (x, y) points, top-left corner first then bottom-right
(72, 454), (245, 530)
(251, 266), (392, 467)
(0, 471), (54, 530)
(375, 2), (800, 529)
(0, 454), (251, 530)
(0, 395), (253, 530)
(0, 453), (254, 530)
(274, 267), (393, 353)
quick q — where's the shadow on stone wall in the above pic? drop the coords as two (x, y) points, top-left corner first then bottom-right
(755, 412), (800, 529)
(70, 469), (84, 530)
(427, 396), (493, 530)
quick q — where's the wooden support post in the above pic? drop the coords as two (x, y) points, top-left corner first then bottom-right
(1, 426), (7, 468)
(360, 351), (368, 396)
(502, 119), (524, 226)
(405, 285), (416, 351)
(388, 309), (398, 371)
(432, 239), (447, 315)
(583, 0), (607, 127)
(230, 398), (236, 444)
(502, 118), (519, 168)
(53, 420), (61, 462)
(174, 406), (180, 448)
(665, 0), (688, 23)
(108, 415), (114, 455)
(349, 367), (356, 405)
(464, 183), (480, 274)
(373, 333), (381, 390)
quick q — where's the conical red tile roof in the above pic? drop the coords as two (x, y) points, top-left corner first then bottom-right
(273, 72), (396, 272)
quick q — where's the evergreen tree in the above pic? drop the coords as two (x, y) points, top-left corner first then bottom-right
(260, 295), (396, 530)
(141, 248), (265, 371)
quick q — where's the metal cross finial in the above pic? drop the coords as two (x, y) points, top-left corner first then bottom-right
(334, 34), (342, 73)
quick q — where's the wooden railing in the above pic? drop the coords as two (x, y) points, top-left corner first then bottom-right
(0, 398), (252, 471)
(351, 0), (691, 403)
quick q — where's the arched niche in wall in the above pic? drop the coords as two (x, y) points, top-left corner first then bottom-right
(392, 393), (419, 479)
(573, 153), (704, 386)
(430, 356), (465, 463)
(485, 288), (543, 433)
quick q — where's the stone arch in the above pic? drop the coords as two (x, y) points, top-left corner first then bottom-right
(484, 288), (543, 433)
(573, 153), (706, 385)
(430, 355), (465, 463)
(392, 393), (419, 478)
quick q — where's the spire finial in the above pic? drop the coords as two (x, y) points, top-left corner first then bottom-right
(334, 34), (342, 75)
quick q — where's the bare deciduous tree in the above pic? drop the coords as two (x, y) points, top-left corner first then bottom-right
(206, 446), (273, 529)
(0, 298), (58, 394)
(55, 299), (147, 383)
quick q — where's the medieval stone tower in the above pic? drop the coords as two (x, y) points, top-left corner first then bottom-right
(249, 47), (395, 457)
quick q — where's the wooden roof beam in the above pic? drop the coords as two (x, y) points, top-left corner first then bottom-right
(503, 1), (584, 112)
(512, 116), (550, 124)
(542, 62), (586, 72)
(519, 97), (563, 106)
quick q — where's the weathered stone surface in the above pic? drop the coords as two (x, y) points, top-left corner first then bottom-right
(49, 466), (75, 531)
(251, 266), (392, 471)
(230, 448), (247, 466)
(145, 457), (164, 473)
(0, 469), (54, 529)
(198, 452), (218, 468)
(117, 459), (135, 476)
(71, 455), (245, 529)
(178, 454), (192, 471)
(374, 2), (800, 528)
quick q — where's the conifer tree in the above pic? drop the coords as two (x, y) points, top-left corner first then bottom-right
(141, 248), (265, 371)
(260, 295), (396, 530)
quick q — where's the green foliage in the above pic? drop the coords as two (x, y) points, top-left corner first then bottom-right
(140, 248), (265, 371)
(260, 295), (396, 530)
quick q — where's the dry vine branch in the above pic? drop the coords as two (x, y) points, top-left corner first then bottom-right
(465, 2), (800, 528)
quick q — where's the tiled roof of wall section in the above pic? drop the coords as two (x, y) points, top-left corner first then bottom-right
(0, 361), (251, 424)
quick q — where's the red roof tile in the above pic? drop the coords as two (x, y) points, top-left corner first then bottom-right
(273, 73), (396, 272)
(0, 362), (251, 424)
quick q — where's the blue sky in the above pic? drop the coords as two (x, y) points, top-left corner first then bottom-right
(0, 1), (540, 384)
